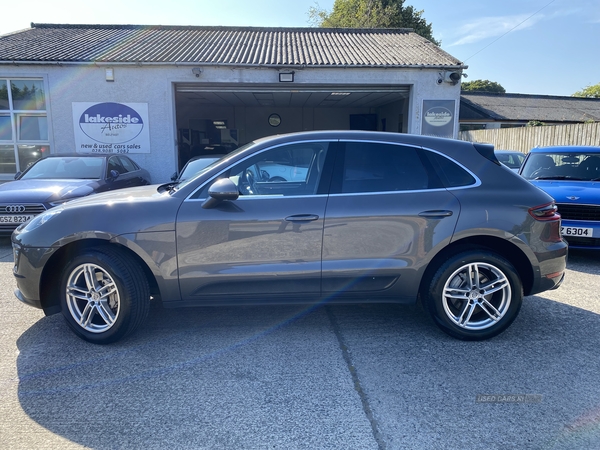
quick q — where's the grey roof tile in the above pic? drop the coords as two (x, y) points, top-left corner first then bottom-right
(460, 92), (600, 123)
(0, 23), (463, 68)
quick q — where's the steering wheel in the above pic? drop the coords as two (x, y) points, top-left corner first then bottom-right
(268, 176), (287, 182)
(529, 168), (547, 179)
(243, 169), (258, 194)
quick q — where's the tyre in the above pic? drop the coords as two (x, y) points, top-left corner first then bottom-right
(59, 246), (150, 344)
(425, 250), (523, 340)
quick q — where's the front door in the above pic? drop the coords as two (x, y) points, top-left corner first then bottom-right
(176, 141), (333, 302)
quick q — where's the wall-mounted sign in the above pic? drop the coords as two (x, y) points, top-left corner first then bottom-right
(72, 102), (150, 153)
(421, 100), (456, 138)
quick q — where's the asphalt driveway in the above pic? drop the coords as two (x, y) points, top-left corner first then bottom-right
(1, 236), (599, 449)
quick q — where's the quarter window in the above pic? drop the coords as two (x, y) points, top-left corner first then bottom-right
(425, 151), (476, 187)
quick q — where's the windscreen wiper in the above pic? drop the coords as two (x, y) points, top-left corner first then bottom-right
(533, 175), (584, 181)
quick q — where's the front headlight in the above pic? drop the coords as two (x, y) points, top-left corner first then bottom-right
(19, 208), (63, 233)
(48, 198), (76, 207)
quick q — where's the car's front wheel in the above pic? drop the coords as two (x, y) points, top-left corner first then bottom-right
(59, 247), (150, 344)
(425, 250), (523, 340)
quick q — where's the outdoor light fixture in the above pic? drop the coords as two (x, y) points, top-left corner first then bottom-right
(105, 68), (114, 82)
(279, 72), (294, 82)
(192, 68), (202, 78)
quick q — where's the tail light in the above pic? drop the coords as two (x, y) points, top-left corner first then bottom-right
(530, 202), (562, 243)
(529, 202), (560, 221)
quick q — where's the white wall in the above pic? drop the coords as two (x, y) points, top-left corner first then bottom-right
(0, 63), (461, 183)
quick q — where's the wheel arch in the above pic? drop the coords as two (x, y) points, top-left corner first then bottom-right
(418, 235), (535, 301)
(39, 239), (161, 315)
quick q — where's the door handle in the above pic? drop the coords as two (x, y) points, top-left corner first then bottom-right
(418, 210), (454, 218)
(285, 214), (320, 222)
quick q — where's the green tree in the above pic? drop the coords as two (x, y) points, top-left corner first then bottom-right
(461, 79), (506, 94)
(526, 120), (546, 127)
(309, 0), (439, 46)
(573, 83), (600, 98)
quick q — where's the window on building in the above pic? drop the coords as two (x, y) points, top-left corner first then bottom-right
(0, 78), (50, 176)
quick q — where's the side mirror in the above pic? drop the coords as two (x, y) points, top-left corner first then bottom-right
(109, 169), (120, 181)
(202, 178), (239, 209)
(14, 172), (22, 180)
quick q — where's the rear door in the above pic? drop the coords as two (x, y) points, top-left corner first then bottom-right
(322, 141), (461, 300)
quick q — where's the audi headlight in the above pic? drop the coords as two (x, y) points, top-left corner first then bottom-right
(20, 208), (63, 233)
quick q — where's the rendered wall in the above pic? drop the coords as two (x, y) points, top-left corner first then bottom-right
(0, 63), (461, 182)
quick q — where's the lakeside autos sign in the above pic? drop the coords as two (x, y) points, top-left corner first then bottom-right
(72, 102), (150, 153)
(421, 100), (456, 139)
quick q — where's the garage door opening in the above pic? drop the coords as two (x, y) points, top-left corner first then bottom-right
(174, 84), (410, 169)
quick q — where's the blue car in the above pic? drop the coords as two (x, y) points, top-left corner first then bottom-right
(520, 146), (600, 249)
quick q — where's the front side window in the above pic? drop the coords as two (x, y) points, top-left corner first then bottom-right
(0, 77), (50, 177)
(107, 156), (127, 175)
(119, 156), (138, 172)
(195, 142), (329, 199)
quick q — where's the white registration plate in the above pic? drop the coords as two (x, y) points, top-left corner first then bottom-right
(0, 214), (34, 224)
(561, 226), (593, 237)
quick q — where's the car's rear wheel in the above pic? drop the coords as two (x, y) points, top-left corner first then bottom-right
(59, 247), (150, 344)
(425, 250), (523, 340)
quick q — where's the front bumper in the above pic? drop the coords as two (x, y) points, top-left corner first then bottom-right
(12, 239), (58, 313)
(14, 288), (42, 309)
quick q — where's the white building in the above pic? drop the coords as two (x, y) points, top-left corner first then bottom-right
(0, 24), (466, 182)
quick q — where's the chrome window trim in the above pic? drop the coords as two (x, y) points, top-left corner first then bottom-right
(184, 139), (336, 202)
(184, 137), (482, 202)
(186, 194), (329, 202)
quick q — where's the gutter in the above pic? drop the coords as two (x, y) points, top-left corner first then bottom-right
(1, 60), (468, 70)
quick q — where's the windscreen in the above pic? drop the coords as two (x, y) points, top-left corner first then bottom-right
(21, 157), (105, 180)
(521, 152), (600, 181)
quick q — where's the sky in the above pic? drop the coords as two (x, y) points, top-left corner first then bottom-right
(0, 0), (598, 97)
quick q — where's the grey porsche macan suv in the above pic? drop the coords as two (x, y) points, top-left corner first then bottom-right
(12, 131), (567, 344)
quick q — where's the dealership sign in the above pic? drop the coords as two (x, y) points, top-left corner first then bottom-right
(421, 100), (456, 138)
(72, 102), (150, 153)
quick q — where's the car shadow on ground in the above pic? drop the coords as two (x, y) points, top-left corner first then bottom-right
(14, 295), (600, 449)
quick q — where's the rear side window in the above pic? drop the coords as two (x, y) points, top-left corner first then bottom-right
(333, 142), (442, 194)
(425, 151), (476, 188)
